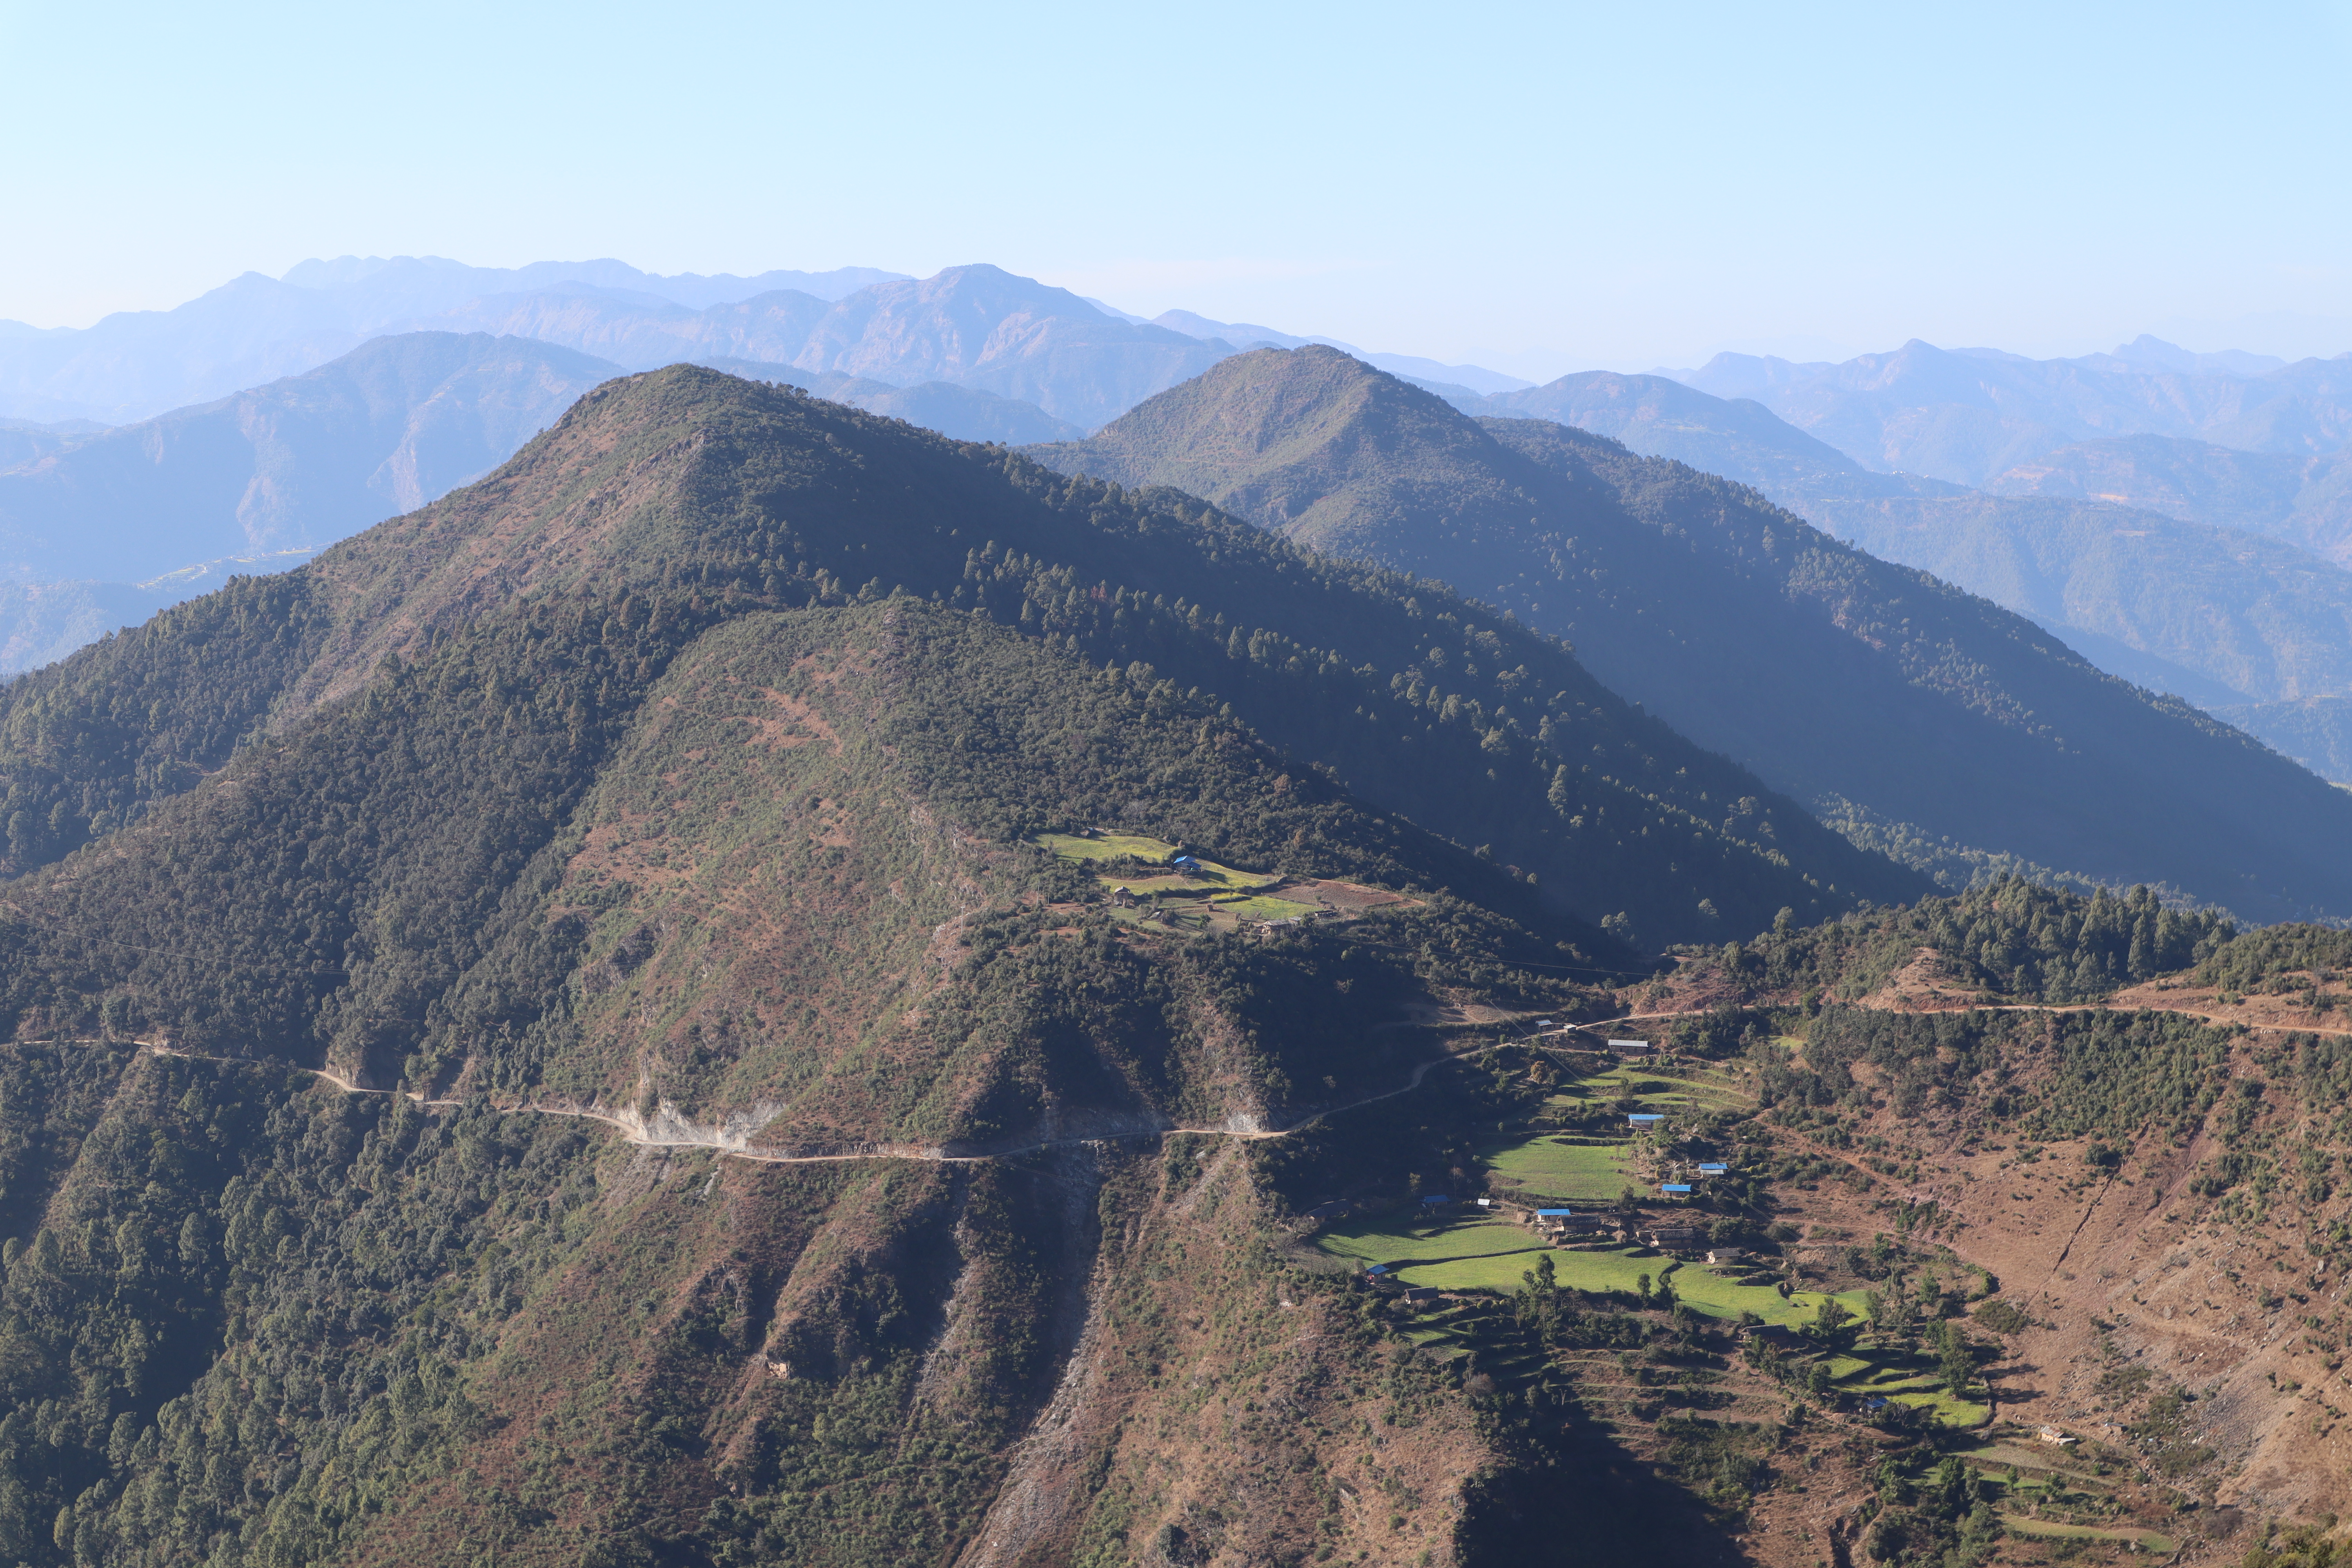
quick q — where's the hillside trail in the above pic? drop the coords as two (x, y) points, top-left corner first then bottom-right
(107, 1039), (1471, 1167)
(1614, 997), (2352, 1037)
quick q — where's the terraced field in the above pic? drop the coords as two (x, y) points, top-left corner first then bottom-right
(1389, 1244), (1872, 1330)
(1032, 830), (1185, 864)
(2002, 1518), (2176, 1553)
(1569, 1060), (1751, 1112)
(1824, 1350), (1994, 1428)
(1314, 1215), (1544, 1267)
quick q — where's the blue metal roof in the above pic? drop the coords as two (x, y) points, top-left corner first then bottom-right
(1366, 1264), (1388, 1275)
(1697, 1163), (1728, 1173)
(1660, 1183), (1693, 1193)
(1420, 1194), (1450, 1204)
(1536, 1208), (1575, 1216)
(1628, 1113), (1664, 1123)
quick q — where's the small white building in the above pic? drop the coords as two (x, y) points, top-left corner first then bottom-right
(1705, 1248), (1744, 1265)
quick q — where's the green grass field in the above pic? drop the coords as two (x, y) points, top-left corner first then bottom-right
(1391, 1245), (1871, 1330)
(1315, 1217), (1544, 1267)
(1034, 833), (1281, 900)
(1479, 1135), (1635, 1201)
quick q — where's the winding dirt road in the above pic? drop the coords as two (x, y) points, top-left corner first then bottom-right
(135, 1040), (1473, 1167)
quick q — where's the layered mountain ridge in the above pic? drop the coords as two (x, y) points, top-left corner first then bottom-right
(1477, 368), (2352, 777)
(1029, 346), (2352, 919)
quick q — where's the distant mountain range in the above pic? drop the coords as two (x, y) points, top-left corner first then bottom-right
(14, 256), (2352, 795)
(0, 258), (1537, 435)
(0, 258), (1541, 438)
(1662, 336), (2352, 488)
(1028, 347), (2352, 920)
(431, 265), (1236, 430)
(0, 258), (906, 424)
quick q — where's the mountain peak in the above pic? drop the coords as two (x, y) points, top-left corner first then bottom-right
(1023, 345), (1506, 535)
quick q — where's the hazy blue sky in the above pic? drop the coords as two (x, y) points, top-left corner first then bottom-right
(3, 0), (2347, 375)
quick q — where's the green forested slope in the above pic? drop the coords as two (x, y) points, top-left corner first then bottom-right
(0, 590), (1629, 1561)
(1030, 345), (2352, 921)
(0, 365), (1911, 944)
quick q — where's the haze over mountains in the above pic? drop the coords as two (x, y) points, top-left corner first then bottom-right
(11, 254), (2352, 789)
(1666, 336), (2352, 488)
(0, 258), (907, 425)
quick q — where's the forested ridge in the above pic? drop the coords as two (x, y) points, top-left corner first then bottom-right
(1029, 345), (2352, 922)
(0, 365), (1915, 944)
(1673, 878), (2236, 1006)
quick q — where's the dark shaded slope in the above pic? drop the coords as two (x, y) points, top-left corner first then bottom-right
(1031, 345), (2352, 920)
(1483, 371), (2352, 711)
(0, 365), (1907, 941)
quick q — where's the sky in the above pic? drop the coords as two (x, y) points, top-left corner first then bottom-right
(2, 0), (2348, 376)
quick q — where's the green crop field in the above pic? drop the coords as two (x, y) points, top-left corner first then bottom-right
(1479, 1134), (1635, 1201)
(1034, 832), (1281, 900)
(1314, 1217), (1544, 1267)
(1665, 1271), (1871, 1328)
(1034, 831), (1178, 863)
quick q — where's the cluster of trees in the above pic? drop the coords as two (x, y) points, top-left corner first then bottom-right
(2200, 924), (2352, 996)
(1757, 1004), (2234, 1143)
(0, 1047), (604, 1566)
(0, 575), (336, 875)
(1692, 877), (2233, 1004)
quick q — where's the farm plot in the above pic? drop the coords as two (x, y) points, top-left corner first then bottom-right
(2001, 1519), (2175, 1554)
(1479, 1135), (1634, 1203)
(1314, 1216), (1544, 1268)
